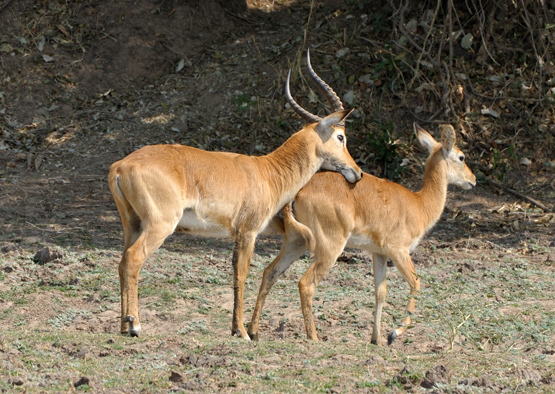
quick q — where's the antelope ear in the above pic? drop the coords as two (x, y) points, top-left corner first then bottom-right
(414, 123), (437, 154)
(440, 124), (456, 156)
(315, 109), (353, 137)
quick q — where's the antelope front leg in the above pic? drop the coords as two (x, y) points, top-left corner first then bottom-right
(388, 251), (420, 345)
(231, 233), (256, 340)
(371, 254), (387, 346)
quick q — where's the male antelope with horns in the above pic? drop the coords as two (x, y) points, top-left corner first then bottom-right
(248, 123), (476, 344)
(108, 50), (362, 339)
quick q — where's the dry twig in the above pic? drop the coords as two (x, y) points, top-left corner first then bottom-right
(486, 178), (552, 213)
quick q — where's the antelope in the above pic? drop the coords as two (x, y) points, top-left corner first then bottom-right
(108, 50), (362, 339)
(247, 123), (476, 345)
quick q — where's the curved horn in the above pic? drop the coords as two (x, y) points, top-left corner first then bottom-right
(306, 48), (344, 112)
(285, 69), (321, 123)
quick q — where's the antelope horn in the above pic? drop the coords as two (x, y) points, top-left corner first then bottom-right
(285, 69), (321, 124)
(305, 48), (344, 112)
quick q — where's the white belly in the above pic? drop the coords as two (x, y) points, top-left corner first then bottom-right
(346, 234), (383, 254)
(176, 209), (231, 238)
(346, 233), (423, 256)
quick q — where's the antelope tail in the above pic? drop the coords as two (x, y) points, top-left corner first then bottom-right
(282, 202), (315, 253)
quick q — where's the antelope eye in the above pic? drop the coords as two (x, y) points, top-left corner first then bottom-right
(337, 134), (345, 143)
(459, 155), (465, 162)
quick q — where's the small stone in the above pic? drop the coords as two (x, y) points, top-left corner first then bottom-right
(75, 348), (88, 359)
(421, 364), (451, 388)
(32, 247), (64, 265)
(1, 243), (19, 253)
(520, 157), (532, 166)
(510, 367), (542, 385)
(169, 371), (184, 383)
(335, 47), (349, 58)
(365, 355), (385, 365)
(73, 376), (90, 388)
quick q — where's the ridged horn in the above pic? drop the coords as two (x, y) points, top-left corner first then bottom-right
(285, 69), (321, 124)
(305, 48), (344, 112)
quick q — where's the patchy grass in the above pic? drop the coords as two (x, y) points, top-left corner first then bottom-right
(0, 239), (554, 392)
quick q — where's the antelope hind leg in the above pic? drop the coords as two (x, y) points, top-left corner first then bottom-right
(248, 235), (306, 340)
(387, 250), (420, 344)
(119, 225), (173, 337)
(298, 242), (344, 340)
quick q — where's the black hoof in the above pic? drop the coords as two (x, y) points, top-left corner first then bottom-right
(387, 331), (398, 346)
(125, 316), (140, 337)
(231, 329), (241, 337)
(370, 338), (378, 345)
(248, 332), (259, 341)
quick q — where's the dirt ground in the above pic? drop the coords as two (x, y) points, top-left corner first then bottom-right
(1, 0), (554, 392)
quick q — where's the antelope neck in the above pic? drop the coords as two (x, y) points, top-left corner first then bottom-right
(260, 128), (322, 201)
(417, 152), (449, 226)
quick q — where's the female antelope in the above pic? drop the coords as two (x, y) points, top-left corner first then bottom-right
(248, 123), (476, 344)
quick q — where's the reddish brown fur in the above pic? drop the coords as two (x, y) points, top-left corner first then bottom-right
(248, 124), (476, 344)
(108, 111), (362, 339)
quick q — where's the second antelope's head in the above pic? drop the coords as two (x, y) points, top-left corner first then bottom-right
(286, 49), (362, 184)
(414, 123), (476, 190)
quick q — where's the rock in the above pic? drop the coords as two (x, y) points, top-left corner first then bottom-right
(342, 90), (356, 107)
(365, 355), (385, 366)
(10, 379), (24, 386)
(169, 371), (184, 383)
(421, 364), (451, 388)
(509, 367), (542, 386)
(185, 354), (213, 367)
(458, 377), (506, 393)
(1, 243), (19, 254)
(335, 48), (349, 58)
(74, 348), (88, 359)
(32, 247), (64, 265)
(389, 365), (420, 388)
(275, 320), (286, 332)
(269, 318), (280, 328)
(73, 376), (90, 388)
(457, 262), (475, 274)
